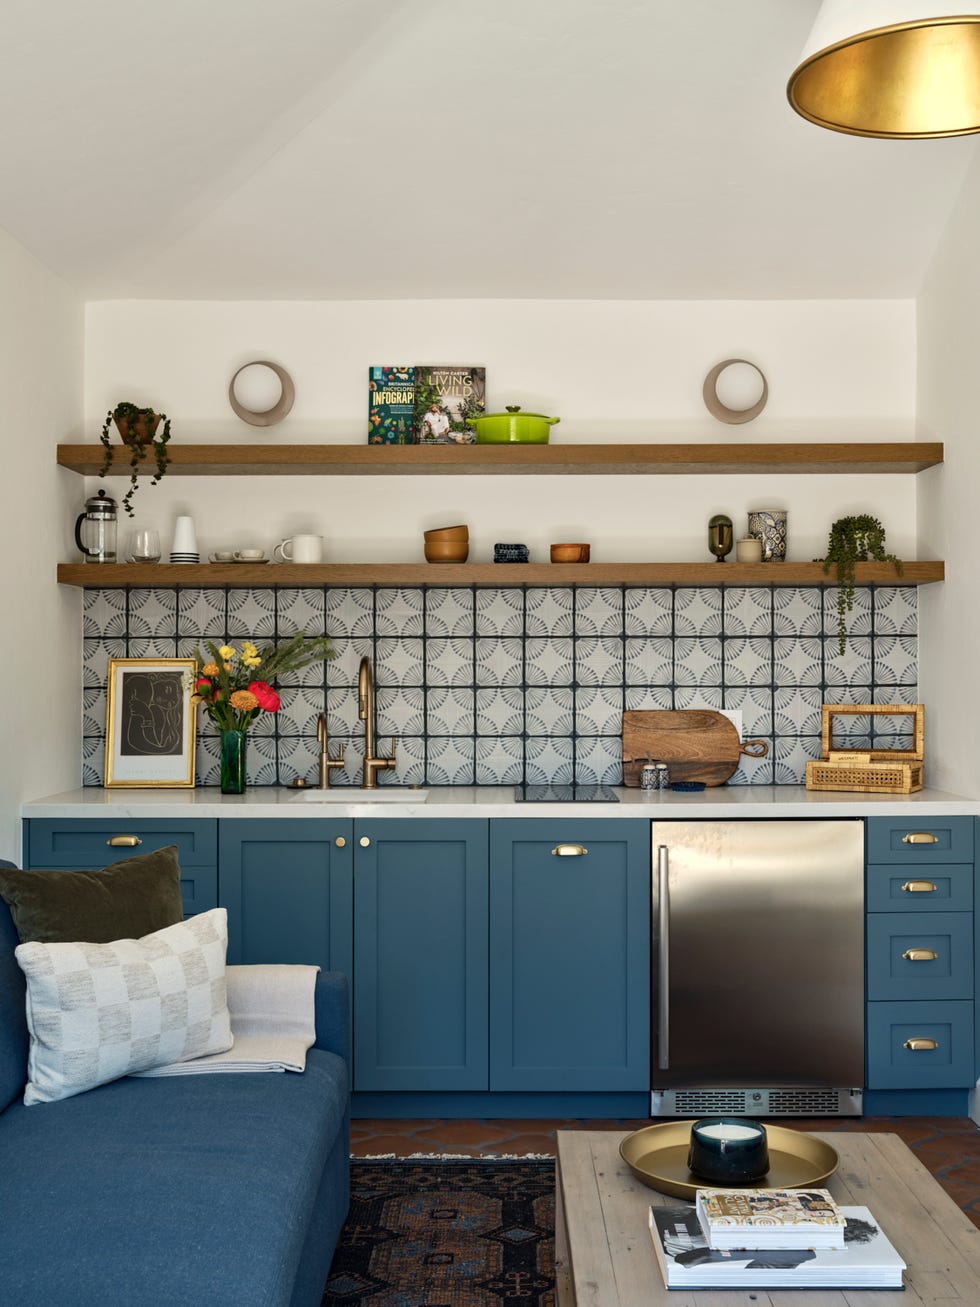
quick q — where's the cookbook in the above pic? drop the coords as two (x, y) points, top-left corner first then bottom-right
(413, 365), (485, 444)
(648, 1204), (905, 1290)
(696, 1187), (846, 1249)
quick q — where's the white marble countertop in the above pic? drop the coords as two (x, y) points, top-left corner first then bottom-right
(20, 785), (980, 820)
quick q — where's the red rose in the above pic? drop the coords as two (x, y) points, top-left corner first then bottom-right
(248, 680), (281, 712)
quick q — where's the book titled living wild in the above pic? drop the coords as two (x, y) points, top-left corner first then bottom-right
(413, 365), (486, 444)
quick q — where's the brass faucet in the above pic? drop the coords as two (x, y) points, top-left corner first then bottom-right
(316, 713), (345, 788)
(358, 656), (396, 788)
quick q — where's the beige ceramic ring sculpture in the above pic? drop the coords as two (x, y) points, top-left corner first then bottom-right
(229, 360), (295, 427)
(702, 358), (768, 425)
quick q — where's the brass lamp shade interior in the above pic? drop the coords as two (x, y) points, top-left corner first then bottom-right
(788, 14), (980, 138)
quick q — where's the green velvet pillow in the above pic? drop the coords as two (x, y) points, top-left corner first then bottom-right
(0, 846), (184, 944)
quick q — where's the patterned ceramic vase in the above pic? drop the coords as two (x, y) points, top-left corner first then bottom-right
(220, 730), (248, 794)
(747, 509), (787, 561)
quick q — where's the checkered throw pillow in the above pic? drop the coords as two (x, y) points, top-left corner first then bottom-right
(15, 908), (233, 1105)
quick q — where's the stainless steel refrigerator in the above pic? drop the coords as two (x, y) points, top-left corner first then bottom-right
(650, 819), (865, 1117)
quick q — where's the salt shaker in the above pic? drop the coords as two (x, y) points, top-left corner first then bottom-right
(641, 762), (671, 790)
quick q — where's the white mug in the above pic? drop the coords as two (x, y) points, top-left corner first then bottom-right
(274, 534), (323, 564)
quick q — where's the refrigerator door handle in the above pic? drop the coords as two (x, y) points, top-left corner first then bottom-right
(657, 843), (670, 1070)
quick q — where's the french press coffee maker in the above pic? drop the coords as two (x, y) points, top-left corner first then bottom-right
(74, 489), (117, 563)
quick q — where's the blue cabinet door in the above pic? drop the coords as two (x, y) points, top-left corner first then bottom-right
(24, 817), (217, 918)
(490, 818), (650, 1092)
(218, 818), (353, 976)
(353, 818), (489, 1092)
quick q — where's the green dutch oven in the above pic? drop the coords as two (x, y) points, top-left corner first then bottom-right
(471, 405), (560, 444)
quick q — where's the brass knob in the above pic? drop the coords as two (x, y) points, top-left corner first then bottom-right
(903, 1037), (938, 1051)
(552, 844), (588, 857)
(901, 880), (937, 893)
(902, 832), (939, 845)
(335, 837), (346, 848)
(359, 836), (371, 848)
(902, 948), (938, 962)
(106, 835), (142, 847)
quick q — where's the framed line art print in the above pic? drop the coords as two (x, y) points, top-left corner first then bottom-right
(105, 658), (197, 787)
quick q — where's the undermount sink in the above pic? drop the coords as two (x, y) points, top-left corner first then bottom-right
(291, 788), (428, 803)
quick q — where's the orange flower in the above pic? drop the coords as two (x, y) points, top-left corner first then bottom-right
(229, 690), (259, 711)
(201, 662), (219, 676)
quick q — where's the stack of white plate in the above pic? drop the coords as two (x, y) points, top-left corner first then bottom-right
(169, 552), (200, 564)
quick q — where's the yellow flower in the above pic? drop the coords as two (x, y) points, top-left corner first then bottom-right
(230, 690), (259, 711)
(201, 662), (220, 677)
(218, 645), (236, 660)
(223, 662), (233, 673)
(242, 641), (258, 657)
(244, 657), (262, 668)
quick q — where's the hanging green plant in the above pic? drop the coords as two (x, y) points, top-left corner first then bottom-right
(819, 515), (903, 654)
(99, 402), (172, 517)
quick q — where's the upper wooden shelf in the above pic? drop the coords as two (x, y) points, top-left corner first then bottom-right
(57, 442), (945, 477)
(56, 561), (945, 589)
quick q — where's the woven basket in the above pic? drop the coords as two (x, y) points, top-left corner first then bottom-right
(805, 758), (923, 794)
(805, 702), (925, 794)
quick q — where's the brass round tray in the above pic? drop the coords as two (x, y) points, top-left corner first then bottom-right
(619, 1122), (839, 1200)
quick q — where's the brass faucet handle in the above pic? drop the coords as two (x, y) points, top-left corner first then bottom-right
(324, 744), (346, 767)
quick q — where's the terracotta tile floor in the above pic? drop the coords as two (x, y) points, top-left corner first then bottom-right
(351, 1115), (980, 1228)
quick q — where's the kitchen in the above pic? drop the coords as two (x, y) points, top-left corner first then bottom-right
(3, 0), (980, 1144)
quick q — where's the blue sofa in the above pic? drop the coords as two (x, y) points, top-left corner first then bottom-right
(0, 889), (350, 1306)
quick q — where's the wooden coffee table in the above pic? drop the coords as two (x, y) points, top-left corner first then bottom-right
(555, 1129), (980, 1306)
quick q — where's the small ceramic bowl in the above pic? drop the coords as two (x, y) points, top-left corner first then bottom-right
(550, 542), (591, 563)
(424, 540), (469, 563)
(424, 525), (469, 541)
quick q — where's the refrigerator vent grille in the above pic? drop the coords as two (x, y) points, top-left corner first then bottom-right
(652, 1088), (862, 1117)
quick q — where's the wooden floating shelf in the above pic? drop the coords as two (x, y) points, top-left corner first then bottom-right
(57, 561), (945, 589)
(57, 441), (944, 477)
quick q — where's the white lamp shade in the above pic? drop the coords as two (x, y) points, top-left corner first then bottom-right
(788, 2), (980, 137)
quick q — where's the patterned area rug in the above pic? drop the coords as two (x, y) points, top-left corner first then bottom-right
(322, 1160), (555, 1305)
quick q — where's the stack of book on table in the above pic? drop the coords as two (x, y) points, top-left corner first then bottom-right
(648, 1188), (906, 1290)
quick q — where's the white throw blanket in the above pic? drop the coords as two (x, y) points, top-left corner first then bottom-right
(136, 963), (320, 1076)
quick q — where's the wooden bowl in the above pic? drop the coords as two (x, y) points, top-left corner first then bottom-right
(550, 542), (590, 563)
(424, 539), (469, 563)
(424, 524), (469, 541)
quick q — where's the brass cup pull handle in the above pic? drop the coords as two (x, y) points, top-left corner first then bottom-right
(552, 844), (588, 857)
(901, 880), (938, 893)
(902, 948), (939, 962)
(903, 1037), (939, 1051)
(902, 832), (939, 845)
(106, 835), (142, 848)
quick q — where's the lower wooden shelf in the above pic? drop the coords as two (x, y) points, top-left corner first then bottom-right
(57, 561), (944, 588)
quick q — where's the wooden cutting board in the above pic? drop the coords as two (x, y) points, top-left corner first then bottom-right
(622, 709), (769, 787)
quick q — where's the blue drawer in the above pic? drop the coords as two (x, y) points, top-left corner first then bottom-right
(25, 819), (217, 868)
(867, 912), (973, 1001)
(866, 865), (974, 912)
(867, 1000), (974, 1088)
(866, 818), (973, 865)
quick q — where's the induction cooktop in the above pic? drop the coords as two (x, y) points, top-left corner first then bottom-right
(513, 784), (620, 803)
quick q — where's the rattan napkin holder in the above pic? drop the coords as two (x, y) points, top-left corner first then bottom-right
(805, 703), (924, 794)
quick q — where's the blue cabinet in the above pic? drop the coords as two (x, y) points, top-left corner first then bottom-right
(353, 818), (488, 1092)
(489, 819), (650, 1092)
(218, 819), (353, 976)
(23, 818), (217, 918)
(865, 817), (975, 1091)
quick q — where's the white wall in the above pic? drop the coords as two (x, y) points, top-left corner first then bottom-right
(84, 299), (918, 565)
(918, 152), (980, 799)
(0, 228), (82, 861)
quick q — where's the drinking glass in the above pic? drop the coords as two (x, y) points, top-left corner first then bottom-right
(128, 528), (161, 563)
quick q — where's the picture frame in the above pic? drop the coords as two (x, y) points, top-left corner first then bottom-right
(105, 658), (197, 788)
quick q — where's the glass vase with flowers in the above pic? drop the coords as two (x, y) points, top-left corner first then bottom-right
(191, 633), (334, 793)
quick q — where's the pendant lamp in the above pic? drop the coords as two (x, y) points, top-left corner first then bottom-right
(787, 2), (980, 137)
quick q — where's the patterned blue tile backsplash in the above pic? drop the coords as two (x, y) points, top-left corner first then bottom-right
(81, 585), (918, 788)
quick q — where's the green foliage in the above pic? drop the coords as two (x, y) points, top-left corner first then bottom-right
(819, 515), (903, 654)
(99, 402), (172, 517)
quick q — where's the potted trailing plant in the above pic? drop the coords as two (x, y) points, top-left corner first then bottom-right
(99, 402), (172, 517)
(820, 514), (903, 653)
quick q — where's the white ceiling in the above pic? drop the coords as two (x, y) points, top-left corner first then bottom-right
(2, 0), (977, 301)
